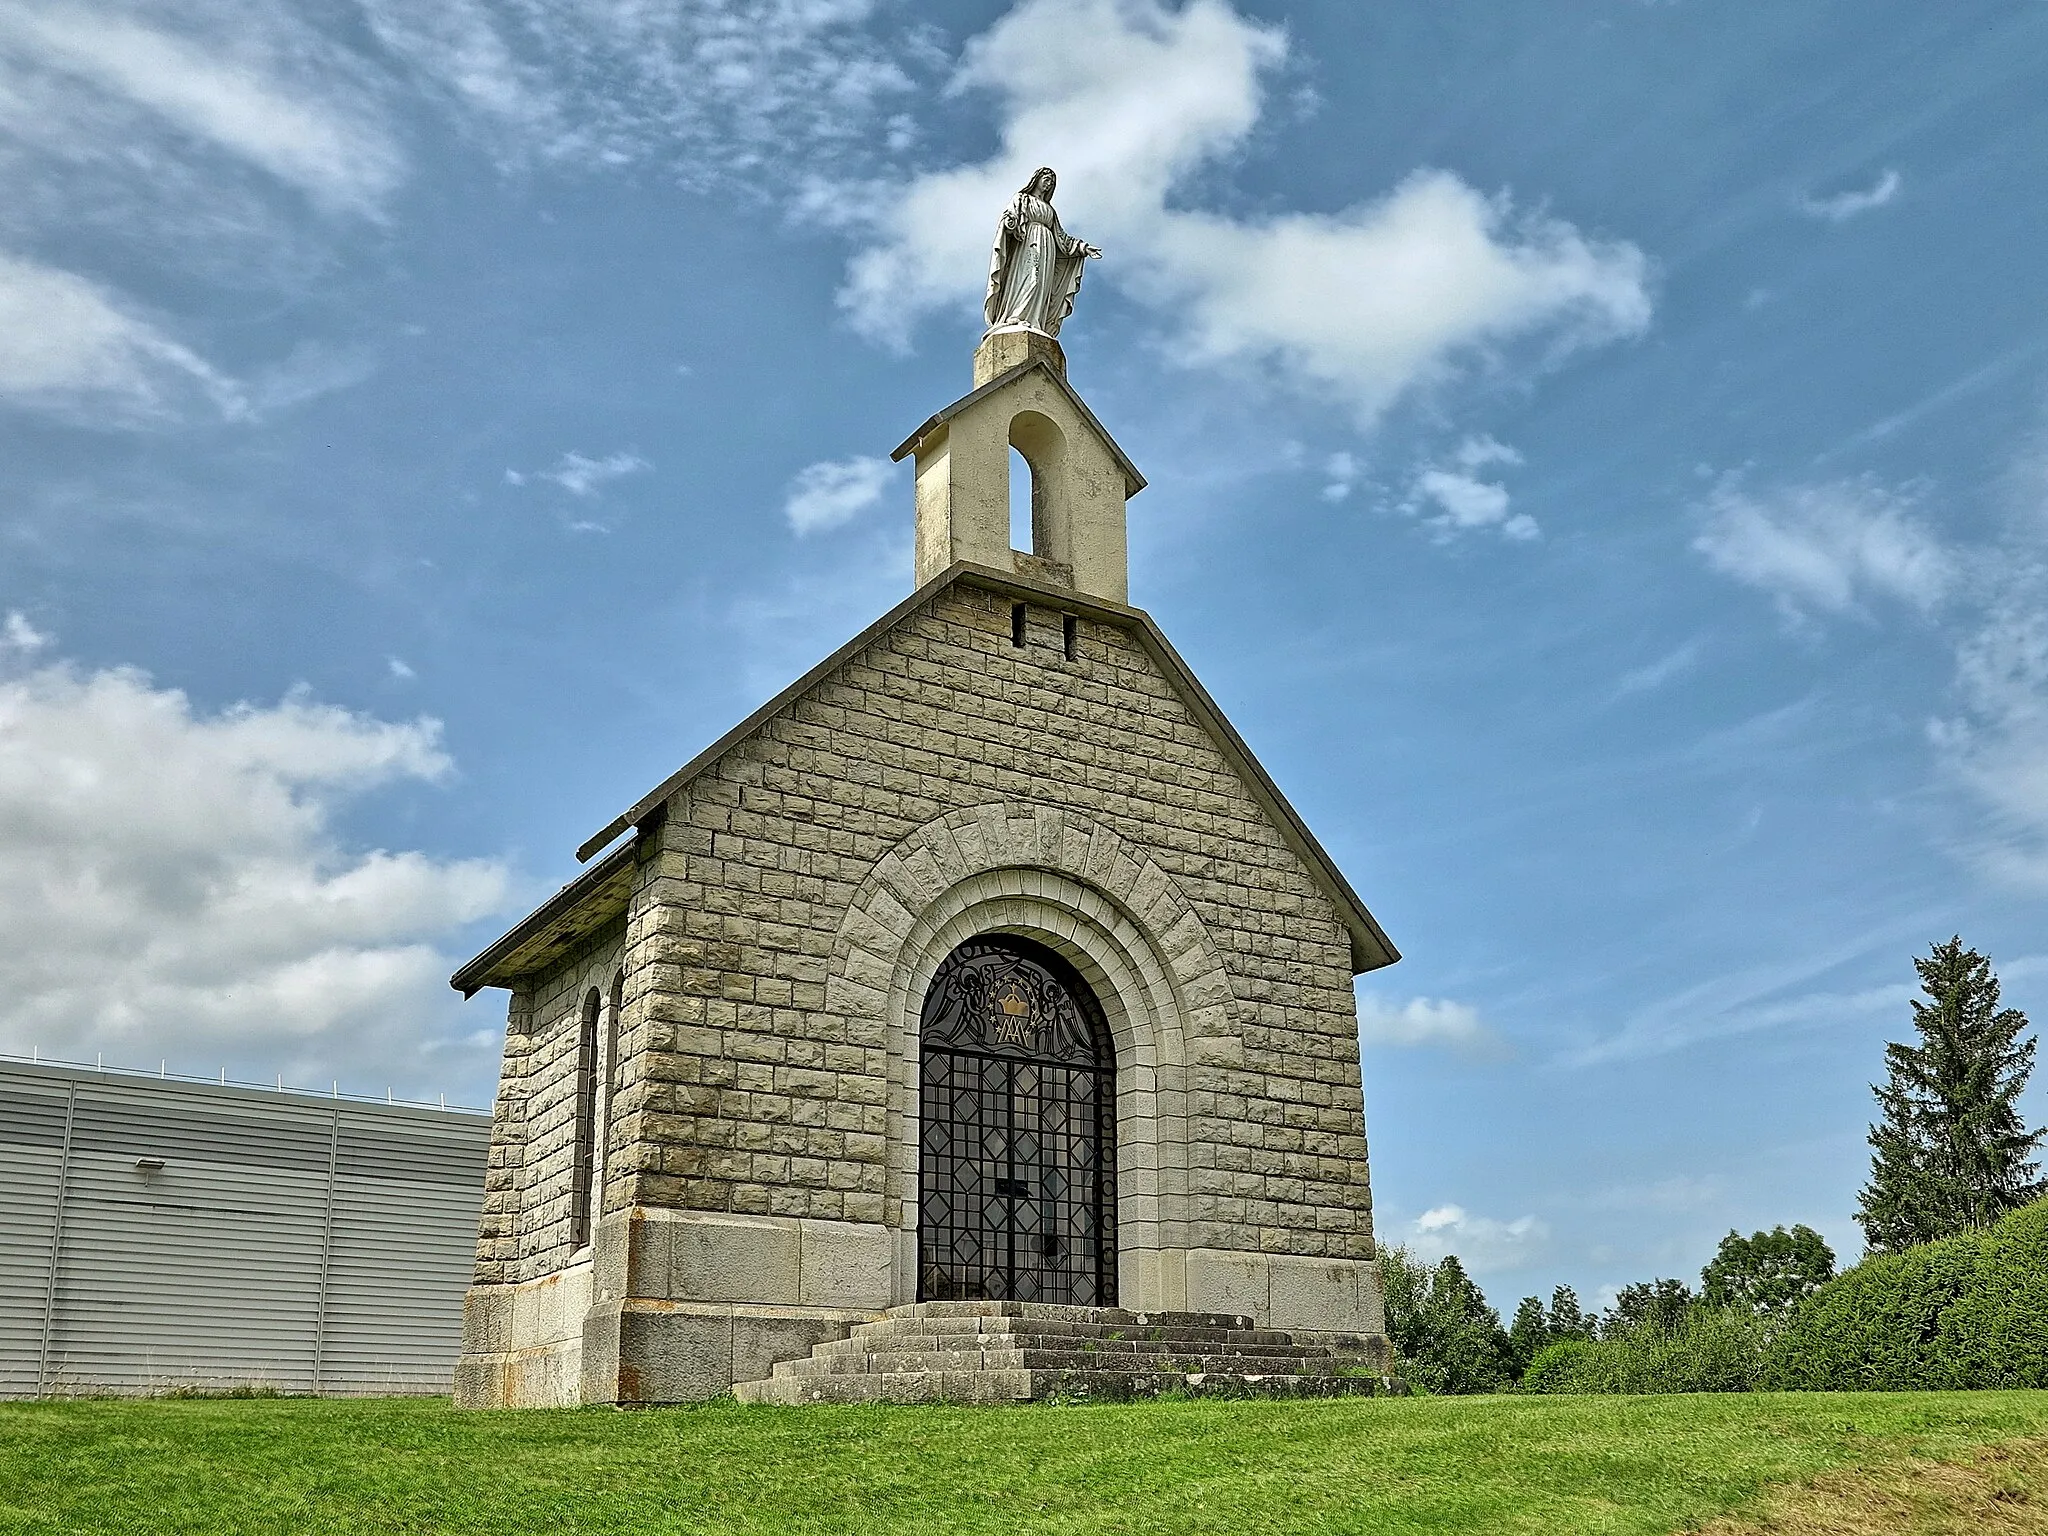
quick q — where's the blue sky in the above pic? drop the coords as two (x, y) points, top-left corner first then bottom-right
(4, 0), (2048, 1312)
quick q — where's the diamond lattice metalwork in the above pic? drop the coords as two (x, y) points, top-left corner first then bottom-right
(917, 935), (1117, 1305)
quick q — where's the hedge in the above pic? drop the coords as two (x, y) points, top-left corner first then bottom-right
(1521, 1198), (2048, 1395)
(1761, 1196), (2048, 1390)
(1519, 1308), (1771, 1395)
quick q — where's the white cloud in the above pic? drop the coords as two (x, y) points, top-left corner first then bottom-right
(1404, 1204), (1547, 1274)
(839, 0), (1651, 420)
(0, 251), (242, 422)
(784, 454), (897, 535)
(1356, 993), (1504, 1055)
(0, 645), (512, 1094)
(2, 612), (51, 655)
(508, 450), (650, 498)
(1693, 478), (1956, 621)
(1320, 451), (1358, 502)
(1801, 169), (1901, 224)
(1405, 435), (1536, 540)
(386, 656), (416, 681)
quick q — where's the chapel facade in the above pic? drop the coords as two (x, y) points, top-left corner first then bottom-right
(450, 324), (1399, 1408)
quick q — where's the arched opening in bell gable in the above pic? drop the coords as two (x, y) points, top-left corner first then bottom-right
(1006, 409), (1069, 569)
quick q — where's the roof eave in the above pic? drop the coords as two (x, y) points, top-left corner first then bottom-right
(449, 835), (641, 997)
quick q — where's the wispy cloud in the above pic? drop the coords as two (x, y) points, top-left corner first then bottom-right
(1356, 993), (1506, 1056)
(2, 612), (52, 655)
(1566, 926), (1924, 1066)
(784, 455), (897, 535)
(360, 0), (921, 183)
(0, 4), (402, 218)
(506, 450), (650, 497)
(1693, 477), (1955, 622)
(0, 251), (243, 423)
(0, 0), (925, 429)
(1800, 169), (1901, 224)
(1935, 592), (2048, 887)
(839, 0), (1651, 420)
(1616, 638), (1704, 697)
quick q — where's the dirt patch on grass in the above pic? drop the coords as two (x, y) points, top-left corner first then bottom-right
(1697, 1437), (2048, 1534)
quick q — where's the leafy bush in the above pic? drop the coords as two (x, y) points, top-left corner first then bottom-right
(1601, 1279), (1695, 1337)
(1763, 1195), (2048, 1390)
(1700, 1225), (1835, 1315)
(1380, 1247), (1514, 1394)
(1516, 1306), (1774, 1394)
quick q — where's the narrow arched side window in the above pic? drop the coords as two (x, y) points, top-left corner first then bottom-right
(568, 987), (601, 1251)
(599, 971), (625, 1188)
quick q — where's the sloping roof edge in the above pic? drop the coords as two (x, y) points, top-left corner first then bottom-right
(449, 834), (640, 997)
(534, 561), (1396, 983)
(889, 360), (1148, 498)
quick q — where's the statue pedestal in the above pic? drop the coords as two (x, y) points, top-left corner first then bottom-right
(975, 328), (1065, 387)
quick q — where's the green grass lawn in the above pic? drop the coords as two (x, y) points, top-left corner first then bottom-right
(4, 1391), (2048, 1535)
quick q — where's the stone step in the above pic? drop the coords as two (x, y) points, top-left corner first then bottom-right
(884, 1302), (1258, 1330)
(728, 1301), (1401, 1406)
(777, 1348), (1337, 1377)
(734, 1368), (1388, 1406)
(845, 1316), (1299, 1343)
(827, 1323), (1304, 1353)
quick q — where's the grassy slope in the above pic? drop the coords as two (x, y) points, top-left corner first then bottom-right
(1699, 1437), (2048, 1534)
(5, 1393), (2048, 1536)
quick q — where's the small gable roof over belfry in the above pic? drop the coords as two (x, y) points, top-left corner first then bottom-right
(452, 561), (1396, 996)
(891, 360), (1147, 499)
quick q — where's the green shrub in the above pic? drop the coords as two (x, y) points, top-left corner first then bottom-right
(1380, 1247), (1514, 1395)
(1764, 1196), (2048, 1390)
(1517, 1339), (1594, 1393)
(1516, 1308), (1773, 1394)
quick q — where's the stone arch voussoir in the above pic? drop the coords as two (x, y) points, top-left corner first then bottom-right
(827, 801), (1231, 1307)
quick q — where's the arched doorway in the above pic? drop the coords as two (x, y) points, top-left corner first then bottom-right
(917, 935), (1117, 1305)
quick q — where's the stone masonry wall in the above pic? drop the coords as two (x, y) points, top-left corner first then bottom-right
(608, 580), (1374, 1262)
(473, 917), (627, 1284)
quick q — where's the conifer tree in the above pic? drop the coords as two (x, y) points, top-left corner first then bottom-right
(1508, 1295), (1549, 1374)
(1857, 937), (2045, 1253)
(1546, 1285), (1591, 1341)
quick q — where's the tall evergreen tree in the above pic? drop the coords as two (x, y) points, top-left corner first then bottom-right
(1857, 937), (2045, 1253)
(1508, 1295), (1549, 1375)
(1546, 1285), (1592, 1341)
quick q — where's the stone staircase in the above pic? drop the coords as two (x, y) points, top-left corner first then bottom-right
(732, 1301), (1397, 1405)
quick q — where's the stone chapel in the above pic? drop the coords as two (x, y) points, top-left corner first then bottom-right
(450, 312), (1401, 1408)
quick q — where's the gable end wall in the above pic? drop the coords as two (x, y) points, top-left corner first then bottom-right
(611, 583), (1375, 1262)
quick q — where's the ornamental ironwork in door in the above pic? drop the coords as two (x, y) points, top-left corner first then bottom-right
(917, 935), (1117, 1306)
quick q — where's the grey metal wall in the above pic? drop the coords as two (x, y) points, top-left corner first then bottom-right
(0, 1061), (488, 1398)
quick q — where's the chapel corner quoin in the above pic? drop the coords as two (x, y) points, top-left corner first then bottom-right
(448, 300), (1401, 1407)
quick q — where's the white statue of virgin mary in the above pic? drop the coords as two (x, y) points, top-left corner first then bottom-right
(983, 167), (1101, 339)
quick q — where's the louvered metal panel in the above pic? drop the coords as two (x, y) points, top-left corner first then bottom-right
(317, 1108), (488, 1394)
(0, 1078), (70, 1397)
(0, 1062), (488, 1398)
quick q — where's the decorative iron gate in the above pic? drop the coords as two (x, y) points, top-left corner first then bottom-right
(917, 936), (1117, 1305)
